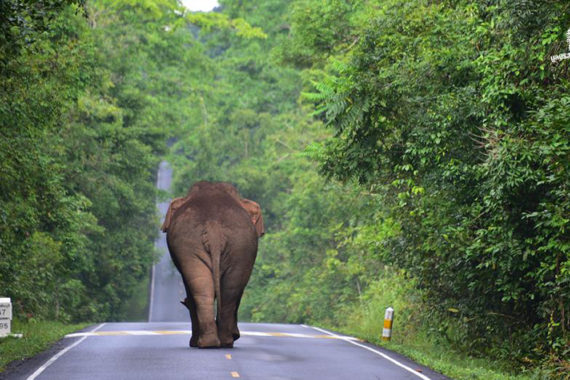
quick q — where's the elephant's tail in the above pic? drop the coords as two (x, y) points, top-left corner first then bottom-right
(202, 222), (224, 324)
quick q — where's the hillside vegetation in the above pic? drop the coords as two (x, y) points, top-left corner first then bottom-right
(0, 0), (568, 377)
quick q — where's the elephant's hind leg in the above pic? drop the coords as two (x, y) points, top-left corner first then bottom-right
(218, 288), (244, 348)
(232, 293), (243, 342)
(194, 295), (220, 348)
(181, 294), (199, 347)
(182, 263), (221, 348)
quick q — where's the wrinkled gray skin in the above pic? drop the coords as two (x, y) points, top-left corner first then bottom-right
(164, 181), (261, 348)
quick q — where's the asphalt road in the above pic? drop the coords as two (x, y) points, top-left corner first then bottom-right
(149, 161), (188, 323)
(4, 322), (449, 380)
(1, 162), (449, 380)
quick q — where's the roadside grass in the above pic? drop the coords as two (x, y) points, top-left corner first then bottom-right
(328, 270), (553, 380)
(338, 327), (546, 380)
(0, 319), (88, 372)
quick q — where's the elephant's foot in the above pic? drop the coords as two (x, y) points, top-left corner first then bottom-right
(189, 335), (198, 347)
(220, 333), (235, 348)
(232, 326), (240, 341)
(197, 333), (221, 348)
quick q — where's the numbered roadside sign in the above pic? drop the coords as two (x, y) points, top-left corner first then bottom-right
(0, 298), (12, 319)
(0, 320), (10, 337)
(0, 297), (12, 337)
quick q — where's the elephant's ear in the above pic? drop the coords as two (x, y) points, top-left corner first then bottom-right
(239, 198), (265, 238)
(161, 197), (187, 233)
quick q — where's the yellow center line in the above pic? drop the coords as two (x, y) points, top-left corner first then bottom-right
(231, 371), (240, 378)
(64, 330), (361, 341)
(225, 354), (232, 360)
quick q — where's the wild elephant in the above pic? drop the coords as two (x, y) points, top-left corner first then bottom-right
(161, 181), (264, 348)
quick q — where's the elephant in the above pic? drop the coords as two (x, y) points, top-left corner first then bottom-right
(161, 181), (264, 348)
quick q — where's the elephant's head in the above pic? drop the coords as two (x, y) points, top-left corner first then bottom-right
(161, 181), (265, 237)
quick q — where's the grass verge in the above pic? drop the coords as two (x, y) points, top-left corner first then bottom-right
(335, 326), (544, 380)
(327, 270), (555, 380)
(0, 319), (89, 372)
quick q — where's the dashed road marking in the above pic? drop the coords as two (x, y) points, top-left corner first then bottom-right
(64, 330), (361, 341)
(231, 371), (240, 378)
(226, 354), (232, 360)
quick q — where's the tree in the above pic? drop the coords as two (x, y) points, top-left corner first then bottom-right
(303, 0), (569, 363)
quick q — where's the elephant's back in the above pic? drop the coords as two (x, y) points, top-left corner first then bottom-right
(168, 192), (256, 241)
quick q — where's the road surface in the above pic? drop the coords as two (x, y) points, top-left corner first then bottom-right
(1, 162), (449, 380)
(4, 322), (448, 380)
(148, 161), (188, 323)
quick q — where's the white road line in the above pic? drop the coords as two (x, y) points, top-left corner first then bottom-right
(150, 160), (170, 323)
(148, 262), (156, 322)
(308, 326), (432, 380)
(27, 323), (106, 380)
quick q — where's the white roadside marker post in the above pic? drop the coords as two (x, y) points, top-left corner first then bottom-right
(0, 297), (12, 337)
(382, 307), (394, 341)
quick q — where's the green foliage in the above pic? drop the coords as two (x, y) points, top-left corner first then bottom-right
(0, 0), (86, 60)
(0, 0), (282, 323)
(162, 0), (568, 376)
(275, 0), (355, 68)
(0, 4), (101, 321)
(298, 0), (569, 371)
(1, 0), (567, 377)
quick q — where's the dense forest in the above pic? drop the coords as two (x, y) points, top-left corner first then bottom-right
(1, 0), (568, 378)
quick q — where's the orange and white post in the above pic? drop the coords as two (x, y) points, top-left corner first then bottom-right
(382, 307), (394, 341)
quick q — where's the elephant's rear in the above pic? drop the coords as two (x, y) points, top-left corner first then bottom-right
(162, 181), (262, 348)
